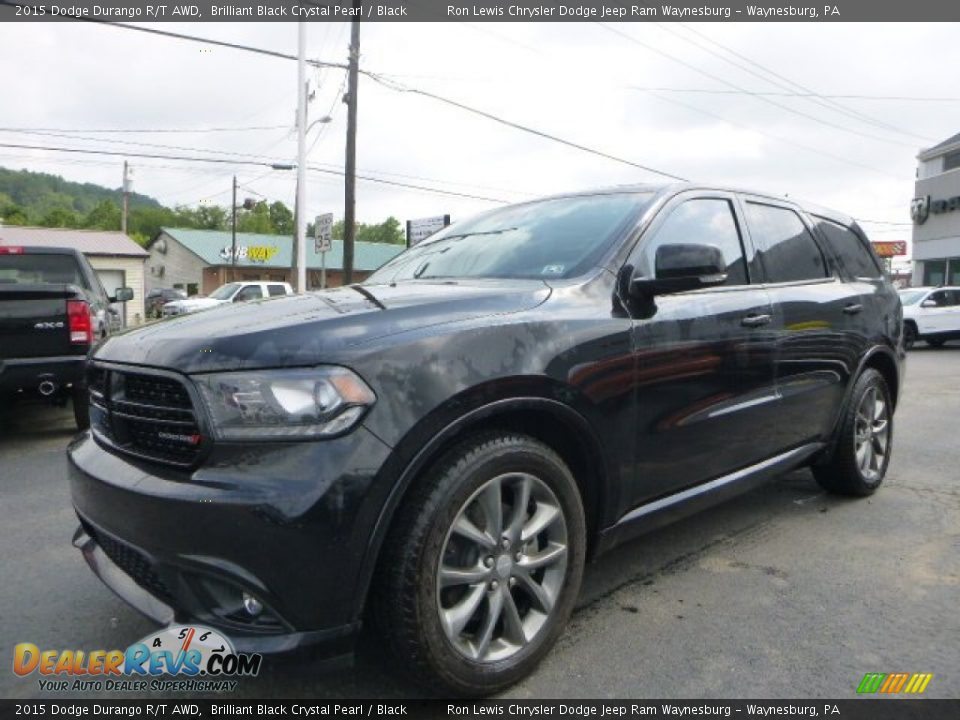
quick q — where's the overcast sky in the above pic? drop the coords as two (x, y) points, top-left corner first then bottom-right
(2, 21), (957, 258)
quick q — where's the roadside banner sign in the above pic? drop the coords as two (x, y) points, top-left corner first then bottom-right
(871, 241), (907, 257)
(406, 214), (451, 247)
(315, 213), (333, 254)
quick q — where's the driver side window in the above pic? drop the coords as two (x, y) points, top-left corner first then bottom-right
(641, 199), (749, 286)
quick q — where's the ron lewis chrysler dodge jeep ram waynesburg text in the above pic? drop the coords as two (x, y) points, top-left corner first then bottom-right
(68, 185), (904, 695)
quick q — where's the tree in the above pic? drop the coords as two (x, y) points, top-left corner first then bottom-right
(269, 201), (294, 235)
(41, 207), (79, 228)
(83, 199), (121, 231)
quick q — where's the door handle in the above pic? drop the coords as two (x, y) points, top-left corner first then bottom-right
(741, 313), (772, 328)
(843, 303), (864, 315)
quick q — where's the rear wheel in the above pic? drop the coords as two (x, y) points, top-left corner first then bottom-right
(371, 433), (586, 696)
(813, 368), (892, 496)
(72, 386), (90, 430)
(926, 338), (946, 348)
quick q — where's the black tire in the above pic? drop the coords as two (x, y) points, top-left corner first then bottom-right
(812, 368), (892, 497)
(371, 432), (586, 696)
(903, 322), (917, 350)
(926, 338), (946, 348)
(72, 385), (90, 430)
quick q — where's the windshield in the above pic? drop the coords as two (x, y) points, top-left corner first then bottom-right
(209, 283), (240, 300)
(898, 290), (926, 306)
(365, 193), (652, 284)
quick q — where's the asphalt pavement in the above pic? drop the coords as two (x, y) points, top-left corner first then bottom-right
(1, 347), (958, 699)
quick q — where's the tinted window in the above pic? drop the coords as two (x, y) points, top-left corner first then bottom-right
(926, 290), (957, 307)
(234, 285), (263, 302)
(268, 284), (287, 297)
(642, 199), (748, 286)
(745, 203), (827, 283)
(816, 219), (881, 279)
(366, 193), (652, 283)
(0, 253), (85, 286)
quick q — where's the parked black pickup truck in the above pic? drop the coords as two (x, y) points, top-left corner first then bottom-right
(0, 245), (132, 429)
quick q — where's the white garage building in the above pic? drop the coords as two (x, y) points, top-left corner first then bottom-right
(0, 225), (148, 325)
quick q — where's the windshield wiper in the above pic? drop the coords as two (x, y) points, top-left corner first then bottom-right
(439, 227), (518, 241)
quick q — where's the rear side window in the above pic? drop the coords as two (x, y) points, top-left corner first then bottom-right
(816, 218), (882, 279)
(0, 253), (85, 286)
(642, 198), (749, 286)
(744, 202), (827, 283)
(267, 284), (287, 297)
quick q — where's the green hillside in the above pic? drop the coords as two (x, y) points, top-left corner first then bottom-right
(0, 165), (405, 246)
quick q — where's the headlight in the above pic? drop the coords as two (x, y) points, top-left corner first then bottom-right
(194, 367), (376, 440)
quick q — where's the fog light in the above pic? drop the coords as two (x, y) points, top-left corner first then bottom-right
(242, 592), (263, 616)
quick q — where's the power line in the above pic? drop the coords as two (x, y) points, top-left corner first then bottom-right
(365, 72), (687, 182)
(598, 23), (917, 149)
(0, 142), (508, 204)
(622, 87), (960, 103)
(0, 124), (290, 134)
(658, 23), (932, 143)
(641, 89), (901, 179)
(17, 10), (687, 184)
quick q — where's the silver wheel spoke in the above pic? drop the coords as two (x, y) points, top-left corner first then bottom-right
(452, 515), (496, 550)
(440, 564), (490, 588)
(519, 542), (567, 571)
(478, 478), (503, 541)
(501, 589), (528, 645)
(441, 583), (486, 638)
(513, 568), (555, 613)
(506, 475), (533, 543)
(521, 503), (561, 543)
(473, 588), (504, 660)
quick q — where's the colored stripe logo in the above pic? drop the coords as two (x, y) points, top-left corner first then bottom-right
(857, 672), (933, 694)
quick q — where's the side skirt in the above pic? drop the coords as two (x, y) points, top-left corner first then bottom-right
(595, 442), (824, 556)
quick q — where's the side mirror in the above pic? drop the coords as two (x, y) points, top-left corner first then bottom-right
(110, 287), (134, 303)
(630, 243), (728, 297)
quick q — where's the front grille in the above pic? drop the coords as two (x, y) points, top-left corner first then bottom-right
(87, 523), (174, 603)
(88, 364), (205, 467)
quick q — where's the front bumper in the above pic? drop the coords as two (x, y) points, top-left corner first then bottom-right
(68, 424), (394, 655)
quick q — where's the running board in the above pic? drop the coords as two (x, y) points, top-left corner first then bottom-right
(596, 442), (824, 555)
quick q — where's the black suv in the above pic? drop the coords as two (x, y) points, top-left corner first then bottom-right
(68, 185), (903, 695)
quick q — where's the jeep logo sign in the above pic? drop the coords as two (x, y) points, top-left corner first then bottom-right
(912, 194), (960, 224)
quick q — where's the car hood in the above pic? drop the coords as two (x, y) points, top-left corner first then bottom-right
(96, 280), (551, 373)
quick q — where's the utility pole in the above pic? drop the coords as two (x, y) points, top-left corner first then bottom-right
(343, 8), (360, 285)
(231, 175), (237, 283)
(295, 21), (308, 294)
(121, 161), (131, 234)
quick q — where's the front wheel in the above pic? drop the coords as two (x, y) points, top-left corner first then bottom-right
(903, 322), (917, 350)
(371, 433), (586, 696)
(813, 368), (892, 496)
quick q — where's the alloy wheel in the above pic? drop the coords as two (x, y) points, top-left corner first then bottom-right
(436, 472), (568, 663)
(854, 385), (890, 482)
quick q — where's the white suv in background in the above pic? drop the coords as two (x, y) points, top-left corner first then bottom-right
(900, 286), (960, 349)
(162, 281), (294, 317)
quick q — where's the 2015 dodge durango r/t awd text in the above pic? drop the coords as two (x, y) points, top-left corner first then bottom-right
(68, 184), (904, 695)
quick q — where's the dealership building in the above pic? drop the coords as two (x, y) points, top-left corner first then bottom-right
(146, 228), (404, 295)
(912, 131), (960, 286)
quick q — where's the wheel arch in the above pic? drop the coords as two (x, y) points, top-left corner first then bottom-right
(352, 396), (611, 623)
